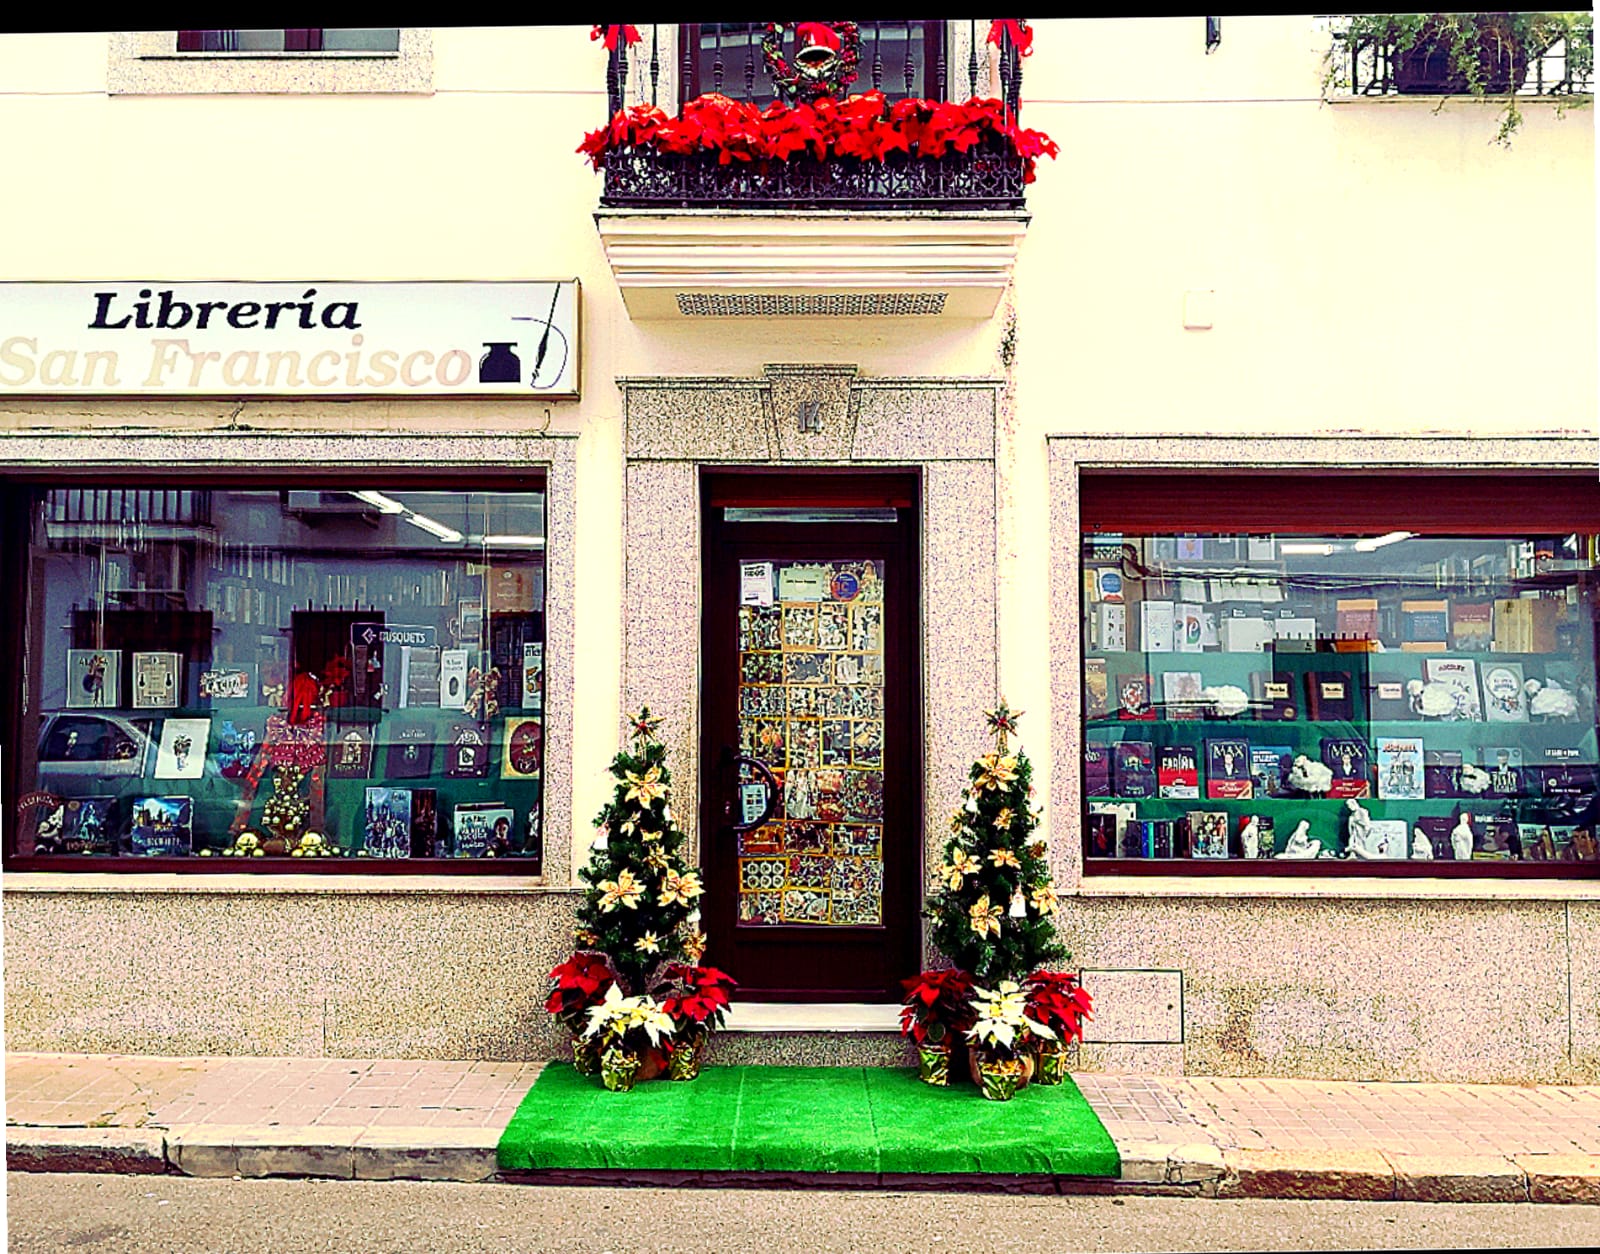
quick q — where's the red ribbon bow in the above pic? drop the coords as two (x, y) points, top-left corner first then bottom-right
(795, 22), (843, 53)
(987, 19), (1034, 56)
(591, 25), (642, 52)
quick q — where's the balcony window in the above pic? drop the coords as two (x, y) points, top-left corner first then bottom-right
(682, 22), (939, 105)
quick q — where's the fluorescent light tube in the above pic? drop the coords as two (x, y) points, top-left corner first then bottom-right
(1353, 531), (1415, 552)
(403, 512), (464, 543)
(350, 490), (405, 514)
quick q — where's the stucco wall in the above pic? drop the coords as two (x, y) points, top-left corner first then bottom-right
(1, 23), (1594, 1073)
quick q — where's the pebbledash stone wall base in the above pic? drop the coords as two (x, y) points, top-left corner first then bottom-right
(7, 422), (1600, 1080)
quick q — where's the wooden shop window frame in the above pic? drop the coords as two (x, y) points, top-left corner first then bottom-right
(1078, 468), (1600, 880)
(0, 467), (549, 877)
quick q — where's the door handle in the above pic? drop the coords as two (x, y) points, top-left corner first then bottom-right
(722, 749), (778, 833)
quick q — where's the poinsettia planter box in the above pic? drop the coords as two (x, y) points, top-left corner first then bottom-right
(601, 146), (1027, 211)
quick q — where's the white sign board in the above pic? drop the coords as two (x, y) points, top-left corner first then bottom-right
(0, 280), (579, 398)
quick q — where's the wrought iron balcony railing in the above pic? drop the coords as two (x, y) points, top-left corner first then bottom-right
(1335, 21), (1593, 98)
(596, 21), (1032, 211)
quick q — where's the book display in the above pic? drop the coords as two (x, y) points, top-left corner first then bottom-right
(1082, 528), (1600, 871)
(12, 486), (548, 866)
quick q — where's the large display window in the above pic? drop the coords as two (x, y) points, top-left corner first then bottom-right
(5, 481), (547, 872)
(1080, 473), (1600, 876)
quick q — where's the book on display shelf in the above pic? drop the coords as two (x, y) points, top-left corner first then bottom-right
(1204, 738), (1252, 800)
(1157, 744), (1199, 799)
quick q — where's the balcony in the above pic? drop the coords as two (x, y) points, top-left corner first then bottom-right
(588, 22), (1039, 319)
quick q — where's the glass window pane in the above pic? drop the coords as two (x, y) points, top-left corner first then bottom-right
(1082, 529), (1600, 869)
(18, 486), (547, 866)
(322, 29), (400, 52)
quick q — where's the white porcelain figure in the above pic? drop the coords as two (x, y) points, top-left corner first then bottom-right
(1344, 798), (1377, 859)
(1286, 755), (1333, 794)
(1240, 815), (1260, 860)
(1451, 813), (1474, 862)
(1281, 820), (1319, 859)
(1412, 827), (1433, 860)
(1201, 684), (1250, 718)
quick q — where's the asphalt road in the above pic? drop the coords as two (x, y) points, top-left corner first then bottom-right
(8, 1174), (1600, 1253)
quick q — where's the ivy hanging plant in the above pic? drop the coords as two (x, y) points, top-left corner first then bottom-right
(1325, 12), (1594, 147)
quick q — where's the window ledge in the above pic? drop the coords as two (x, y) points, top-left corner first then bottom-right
(1075, 874), (1600, 902)
(108, 31), (433, 96)
(3, 872), (574, 895)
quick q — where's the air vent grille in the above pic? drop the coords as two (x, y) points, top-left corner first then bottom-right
(676, 292), (947, 317)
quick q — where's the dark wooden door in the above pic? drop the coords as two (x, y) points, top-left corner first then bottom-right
(700, 473), (921, 1001)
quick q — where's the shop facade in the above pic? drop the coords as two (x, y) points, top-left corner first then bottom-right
(2, 21), (1596, 1080)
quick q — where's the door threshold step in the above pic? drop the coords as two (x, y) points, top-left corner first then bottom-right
(726, 1003), (900, 1033)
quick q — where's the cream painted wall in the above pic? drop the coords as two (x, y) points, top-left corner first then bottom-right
(0, 20), (1592, 876)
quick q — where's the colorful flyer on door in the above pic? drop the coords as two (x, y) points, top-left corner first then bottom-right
(740, 561), (775, 607)
(521, 641), (544, 709)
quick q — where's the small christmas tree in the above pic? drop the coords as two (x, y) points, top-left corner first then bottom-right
(926, 701), (1065, 983)
(574, 709), (706, 995)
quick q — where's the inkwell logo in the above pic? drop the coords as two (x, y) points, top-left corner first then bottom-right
(478, 282), (569, 390)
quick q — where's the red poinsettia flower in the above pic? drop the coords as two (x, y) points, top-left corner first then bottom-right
(1024, 970), (1094, 1043)
(576, 89), (1057, 184)
(899, 967), (976, 1046)
(546, 953), (616, 1025)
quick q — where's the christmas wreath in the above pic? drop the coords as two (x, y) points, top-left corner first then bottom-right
(762, 21), (861, 101)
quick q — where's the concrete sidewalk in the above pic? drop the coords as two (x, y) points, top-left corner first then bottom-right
(6, 1051), (1600, 1201)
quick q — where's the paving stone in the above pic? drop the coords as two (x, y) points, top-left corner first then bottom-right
(1514, 1154), (1600, 1204)
(1218, 1149), (1395, 1201)
(3, 1126), (167, 1174)
(1385, 1153), (1527, 1202)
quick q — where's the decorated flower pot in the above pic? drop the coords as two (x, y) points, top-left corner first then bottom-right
(668, 1036), (704, 1081)
(976, 1055), (1025, 1102)
(1034, 1042), (1067, 1086)
(600, 1047), (642, 1092)
(571, 1033), (602, 1076)
(968, 1045), (1033, 1090)
(916, 1042), (952, 1087)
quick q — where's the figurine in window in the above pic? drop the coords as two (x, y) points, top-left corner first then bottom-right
(1344, 798), (1378, 859)
(1451, 812), (1475, 861)
(1240, 815), (1260, 860)
(1412, 827), (1434, 860)
(1280, 820), (1319, 859)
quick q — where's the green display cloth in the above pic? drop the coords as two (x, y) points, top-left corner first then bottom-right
(497, 1064), (1121, 1177)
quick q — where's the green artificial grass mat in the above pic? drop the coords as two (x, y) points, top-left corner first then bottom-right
(497, 1064), (1120, 1177)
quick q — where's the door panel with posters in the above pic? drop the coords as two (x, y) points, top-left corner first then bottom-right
(701, 474), (921, 1001)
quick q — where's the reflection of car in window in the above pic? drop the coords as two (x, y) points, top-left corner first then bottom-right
(37, 713), (153, 790)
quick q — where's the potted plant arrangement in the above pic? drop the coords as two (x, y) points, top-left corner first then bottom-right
(1327, 13), (1593, 146)
(898, 701), (1094, 1099)
(899, 967), (975, 1086)
(966, 980), (1053, 1102)
(582, 984), (677, 1092)
(546, 708), (734, 1089)
(545, 952), (616, 1075)
(657, 961), (736, 1081)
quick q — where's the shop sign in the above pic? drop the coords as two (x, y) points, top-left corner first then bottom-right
(0, 280), (579, 398)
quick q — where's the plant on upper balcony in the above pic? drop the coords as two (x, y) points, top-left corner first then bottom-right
(580, 90), (1058, 183)
(1324, 12), (1594, 146)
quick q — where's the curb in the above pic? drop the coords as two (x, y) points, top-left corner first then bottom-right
(7, 1125), (500, 1184)
(5, 1127), (168, 1175)
(8, 1127), (1600, 1201)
